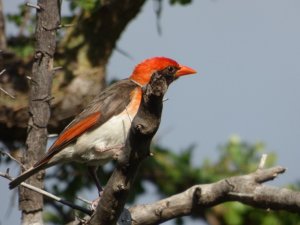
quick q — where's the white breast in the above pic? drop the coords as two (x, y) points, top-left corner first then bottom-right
(73, 112), (134, 165)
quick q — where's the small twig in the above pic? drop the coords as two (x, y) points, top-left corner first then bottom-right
(32, 95), (54, 102)
(43, 24), (73, 31)
(25, 2), (41, 10)
(0, 172), (93, 215)
(0, 87), (15, 99)
(26, 75), (36, 83)
(0, 149), (24, 169)
(58, 24), (73, 28)
(115, 46), (134, 60)
(163, 98), (169, 102)
(52, 66), (63, 72)
(76, 196), (92, 205)
(48, 133), (58, 138)
(26, 75), (32, 80)
(0, 69), (14, 98)
(0, 69), (6, 76)
(258, 154), (268, 170)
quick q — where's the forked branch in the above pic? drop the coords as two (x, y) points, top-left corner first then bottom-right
(128, 165), (300, 225)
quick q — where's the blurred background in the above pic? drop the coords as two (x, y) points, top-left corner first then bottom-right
(0, 0), (300, 224)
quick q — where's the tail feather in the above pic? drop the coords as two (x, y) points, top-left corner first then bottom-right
(9, 164), (47, 189)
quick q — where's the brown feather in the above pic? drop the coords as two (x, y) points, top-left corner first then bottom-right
(9, 79), (139, 189)
(34, 112), (101, 168)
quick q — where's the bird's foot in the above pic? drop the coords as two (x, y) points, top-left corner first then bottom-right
(91, 196), (100, 211)
(90, 190), (104, 210)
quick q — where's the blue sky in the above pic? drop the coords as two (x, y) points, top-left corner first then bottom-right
(108, 0), (300, 183)
(1, 0), (300, 224)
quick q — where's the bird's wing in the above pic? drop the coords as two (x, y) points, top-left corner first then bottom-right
(34, 79), (139, 168)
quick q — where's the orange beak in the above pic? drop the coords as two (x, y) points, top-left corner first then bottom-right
(175, 65), (197, 77)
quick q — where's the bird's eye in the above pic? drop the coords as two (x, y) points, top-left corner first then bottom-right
(167, 66), (176, 73)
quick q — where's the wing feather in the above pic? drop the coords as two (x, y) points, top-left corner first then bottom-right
(34, 79), (138, 167)
(34, 112), (101, 167)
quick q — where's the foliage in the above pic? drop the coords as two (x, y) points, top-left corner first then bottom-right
(6, 4), (35, 58)
(6, 4), (28, 28)
(68, 0), (100, 12)
(7, 36), (34, 58)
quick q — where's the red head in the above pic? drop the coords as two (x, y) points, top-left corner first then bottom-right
(130, 57), (196, 86)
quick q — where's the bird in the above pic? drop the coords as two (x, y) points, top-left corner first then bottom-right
(9, 56), (196, 191)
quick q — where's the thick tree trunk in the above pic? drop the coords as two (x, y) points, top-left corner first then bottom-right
(19, 1), (60, 224)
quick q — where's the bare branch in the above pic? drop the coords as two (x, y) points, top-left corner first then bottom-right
(0, 149), (24, 168)
(25, 75), (38, 86)
(0, 68), (6, 75)
(0, 69), (15, 98)
(0, 0), (6, 49)
(48, 133), (58, 138)
(88, 71), (169, 225)
(115, 46), (134, 60)
(258, 153), (268, 170)
(0, 87), (15, 99)
(52, 66), (63, 72)
(57, 24), (74, 29)
(76, 196), (92, 205)
(0, 171), (93, 215)
(128, 166), (300, 225)
(19, 1), (60, 224)
(25, 2), (41, 10)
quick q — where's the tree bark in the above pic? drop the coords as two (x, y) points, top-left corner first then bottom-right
(19, 1), (60, 225)
(128, 166), (296, 225)
(88, 71), (168, 225)
(0, 0), (6, 50)
(36, 163), (299, 225)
